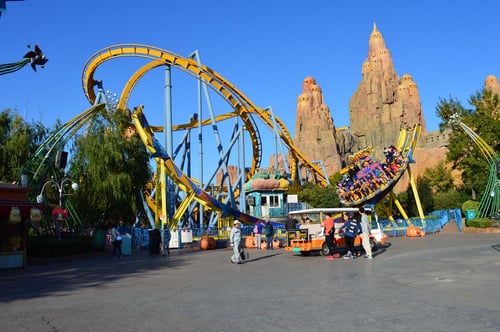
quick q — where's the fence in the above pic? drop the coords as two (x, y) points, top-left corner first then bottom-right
(126, 225), (287, 249)
(379, 208), (462, 237)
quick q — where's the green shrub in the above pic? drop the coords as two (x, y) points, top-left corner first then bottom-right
(461, 200), (479, 214)
(465, 218), (493, 228)
(27, 235), (93, 257)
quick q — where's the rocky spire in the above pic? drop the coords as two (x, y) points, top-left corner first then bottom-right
(485, 74), (500, 96)
(349, 23), (425, 159)
(294, 77), (342, 174)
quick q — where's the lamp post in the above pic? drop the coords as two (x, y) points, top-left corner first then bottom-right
(37, 175), (78, 239)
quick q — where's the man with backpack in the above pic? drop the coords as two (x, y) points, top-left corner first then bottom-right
(264, 222), (274, 250)
(340, 212), (361, 259)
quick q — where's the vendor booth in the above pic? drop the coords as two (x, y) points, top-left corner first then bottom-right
(0, 183), (40, 269)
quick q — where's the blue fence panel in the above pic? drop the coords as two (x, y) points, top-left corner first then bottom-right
(450, 208), (463, 232)
(131, 228), (150, 249)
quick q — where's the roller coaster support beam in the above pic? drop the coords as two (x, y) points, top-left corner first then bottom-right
(449, 114), (500, 218)
(164, 65), (176, 224)
(191, 50), (238, 210)
(407, 164), (426, 224)
(239, 120), (247, 214)
(191, 51), (205, 234)
(265, 106), (290, 179)
(390, 192), (411, 223)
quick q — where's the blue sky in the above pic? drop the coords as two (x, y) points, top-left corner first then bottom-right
(1, 1), (499, 175)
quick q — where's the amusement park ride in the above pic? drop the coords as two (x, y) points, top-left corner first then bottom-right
(448, 114), (500, 219)
(0, 44), (48, 75)
(19, 43), (429, 237)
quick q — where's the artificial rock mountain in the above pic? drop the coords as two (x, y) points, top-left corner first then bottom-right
(293, 23), (499, 192)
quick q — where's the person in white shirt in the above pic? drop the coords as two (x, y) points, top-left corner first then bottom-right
(230, 220), (243, 264)
(359, 207), (373, 259)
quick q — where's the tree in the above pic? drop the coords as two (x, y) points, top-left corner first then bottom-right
(418, 161), (468, 210)
(0, 109), (48, 182)
(399, 176), (434, 217)
(436, 89), (500, 200)
(69, 110), (151, 226)
(433, 190), (470, 211)
(298, 182), (340, 208)
(422, 161), (455, 194)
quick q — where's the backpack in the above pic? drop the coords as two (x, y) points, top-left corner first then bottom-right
(265, 223), (273, 236)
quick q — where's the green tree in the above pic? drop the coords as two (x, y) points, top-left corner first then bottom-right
(401, 176), (434, 217)
(69, 110), (151, 226)
(433, 190), (470, 210)
(0, 109), (48, 182)
(298, 182), (340, 208)
(418, 161), (468, 210)
(436, 89), (500, 200)
(422, 161), (455, 194)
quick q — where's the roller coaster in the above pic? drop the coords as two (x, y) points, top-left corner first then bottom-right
(21, 43), (423, 233)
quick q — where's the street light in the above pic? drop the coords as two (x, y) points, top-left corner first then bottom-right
(36, 175), (78, 207)
(36, 175), (78, 240)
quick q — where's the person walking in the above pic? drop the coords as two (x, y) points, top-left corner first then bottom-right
(253, 221), (263, 249)
(323, 213), (338, 260)
(230, 220), (243, 264)
(340, 212), (361, 259)
(265, 222), (274, 250)
(359, 207), (373, 259)
(161, 223), (171, 257)
(110, 222), (123, 258)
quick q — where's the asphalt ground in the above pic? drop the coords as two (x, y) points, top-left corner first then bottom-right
(1, 232), (499, 332)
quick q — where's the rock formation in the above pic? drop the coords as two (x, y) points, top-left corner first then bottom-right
(286, 24), (498, 196)
(349, 23), (426, 161)
(485, 74), (500, 96)
(291, 23), (452, 194)
(293, 77), (342, 174)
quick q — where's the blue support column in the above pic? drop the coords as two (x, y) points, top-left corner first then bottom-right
(164, 65), (175, 222)
(239, 122), (246, 214)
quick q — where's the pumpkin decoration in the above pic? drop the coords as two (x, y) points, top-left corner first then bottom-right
(200, 235), (216, 250)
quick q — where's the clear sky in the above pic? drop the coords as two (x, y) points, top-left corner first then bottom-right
(1, 1), (499, 172)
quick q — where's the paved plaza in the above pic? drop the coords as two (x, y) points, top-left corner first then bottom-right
(1, 232), (500, 331)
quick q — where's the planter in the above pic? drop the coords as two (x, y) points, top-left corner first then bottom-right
(465, 210), (477, 221)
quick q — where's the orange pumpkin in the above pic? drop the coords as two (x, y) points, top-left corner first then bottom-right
(200, 236), (217, 250)
(273, 238), (282, 248)
(245, 236), (256, 248)
(406, 226), (424, 237)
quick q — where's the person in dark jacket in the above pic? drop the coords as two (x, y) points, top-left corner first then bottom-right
(265, 222), (274, 250)
(340, 212), (361, 259)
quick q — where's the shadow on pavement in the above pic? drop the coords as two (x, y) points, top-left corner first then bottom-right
(0, 250), (192, 303)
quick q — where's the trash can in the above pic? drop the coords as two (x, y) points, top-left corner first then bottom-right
(148, 229), (161, 255)
(121, 234), (132, 256)
(465, 210), (477, 221)
(92, 229), (106, 250)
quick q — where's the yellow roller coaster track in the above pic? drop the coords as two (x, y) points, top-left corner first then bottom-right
(81, 44), (328, 186)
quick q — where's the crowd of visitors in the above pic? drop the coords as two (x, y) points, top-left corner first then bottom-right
(336, 145), (405, 203)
